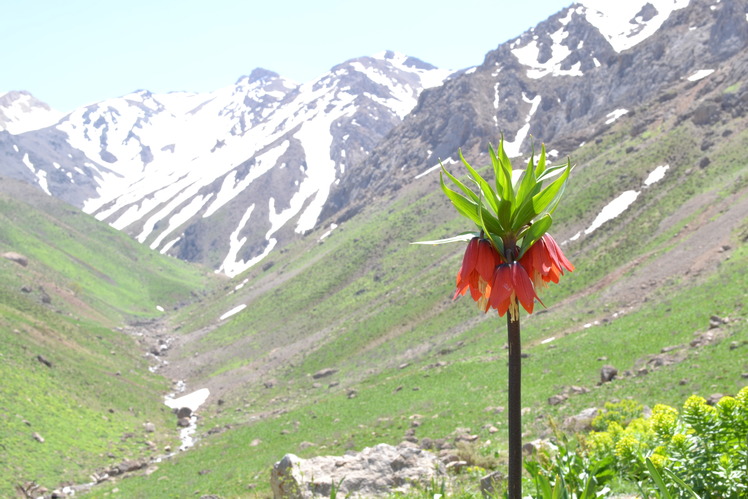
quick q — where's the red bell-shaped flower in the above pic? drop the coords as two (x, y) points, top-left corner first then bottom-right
(455, 237), (502, 309)
(488, 262), (542, 319)
(519, 233), (574, 288)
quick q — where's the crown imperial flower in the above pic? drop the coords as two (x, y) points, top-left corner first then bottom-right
(519, 233), (574, 287)
(416, 138), (576, 498)
(489, 261), (543, 317)
(455, 236), (502, 308)
(418, 139), (574, 320)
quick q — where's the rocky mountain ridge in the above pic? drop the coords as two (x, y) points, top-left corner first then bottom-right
(0, 91), (63, 134)
(3, 1), (748, 496)
(1, 51), (452, 275)
(2, 0), (747, 277)
(327, 0), (748, 216)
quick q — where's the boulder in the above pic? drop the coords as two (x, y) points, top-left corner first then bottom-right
(709, 315), (728, 329)
(270, 443), (445, 498)
(562, 408), (599, 433)
(548, 394), (568, 405)
(707, 393), (724, 406)
(312, 368), (338, 379)
(600, 365), (618, 383)
(2, 251), (28, 267)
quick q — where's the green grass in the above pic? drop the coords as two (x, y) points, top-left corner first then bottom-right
(90, 240), (746, 498)
(3, 73), (748, 497)
(0, 179), (221, 496)
(91, 135), (748, 497)
(0, 181), (211, 322)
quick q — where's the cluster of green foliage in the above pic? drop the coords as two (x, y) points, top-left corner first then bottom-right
(590, 399), (644, 431)
(0, 180), (218, 496)
(527, 389), (748, 498)
(94, 137), (748, 498)
(4, 68), (748, 498)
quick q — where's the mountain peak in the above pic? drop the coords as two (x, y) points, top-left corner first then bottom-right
(0, 90), (63, 134)
(372, 50), (440, 71)
(241, 68), (281, 85)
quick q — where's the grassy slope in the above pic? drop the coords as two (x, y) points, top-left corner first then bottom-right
(0, 178), (219, 495)
(95, 85), (748, 496)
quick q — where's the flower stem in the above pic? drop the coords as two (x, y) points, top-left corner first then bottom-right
(507, 310), (522, 498)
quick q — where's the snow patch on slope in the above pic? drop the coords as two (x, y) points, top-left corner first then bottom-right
(0, 91), (63, 134)
(204, 140), (290, 218)
(218, 203), (278, 278)
(606, 108), (629, 124)
(585, 190), (640, 234)
(504, 93), (542, 157)
(580, 0), (690, 53)
(583, 164), (671, 235)
(687, 69), (714, 82)
(512, 26), (585, 79)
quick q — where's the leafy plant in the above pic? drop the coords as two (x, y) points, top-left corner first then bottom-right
(640, 457), (702, 499)
(525, 431), (615, 498)
(591, 399), (644, 431)
(586, 389), (748, 497)
(421, 139), (574, 499)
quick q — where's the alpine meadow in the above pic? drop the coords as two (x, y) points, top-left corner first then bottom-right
(1, 0), (747, 497)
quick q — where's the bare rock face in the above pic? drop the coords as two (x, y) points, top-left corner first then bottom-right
(600, 365), (618, 383)
(2, 251), (28, 266)
(270, 442), (445, 498)
(563, 407), (599, 433)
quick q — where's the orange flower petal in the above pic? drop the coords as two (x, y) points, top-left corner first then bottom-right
(476, 239), (500, 283)
(489, 265), (514, 316)
(511, 263), (542, 314)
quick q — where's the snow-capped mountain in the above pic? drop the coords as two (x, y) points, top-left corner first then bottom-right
(0, 91), (63, 134)
(2, 0), (746, 278)
(331, 0), (747, 211)
(1, 51), (452, 276)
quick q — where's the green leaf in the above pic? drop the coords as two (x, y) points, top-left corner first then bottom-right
(531, 161), (570, 217)
(440, 174), (481, 226)
(477, 199), (498, 252)
(552, 474), (567, 499)
(537, 162), (570, 182)
(645, 458), (672, 499)
(497, 200), (512, 232)
(489, 140), (514, 203)
(535, 144), (548, 177)
(510, 196), (538, 231)
(497, 137), (515, 203)
(662, 468), (702, 499)
(539, 178), (568, 218)
(482, 211), (505, 235)
(458, 149), (500, 214)
(478, 193), (508, 255)
(517, 214), (552, 259)
(411, 232), (478, 245)
(488, 233), (505, 259)
(441, 163), (480, 204)
(515, 159), (539, 208)
(525, 461), (553, 498)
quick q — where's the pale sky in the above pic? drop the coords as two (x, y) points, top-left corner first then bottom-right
(2, 0), (572, 112)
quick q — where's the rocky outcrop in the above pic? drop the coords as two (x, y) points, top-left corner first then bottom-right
(270, 442), (445, 498)
(600, 365), (618, 383)
(2, 251), (28, 266)
(327, 0), (748, 219)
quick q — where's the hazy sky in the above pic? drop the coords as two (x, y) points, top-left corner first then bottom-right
(2, 0), (572, 112)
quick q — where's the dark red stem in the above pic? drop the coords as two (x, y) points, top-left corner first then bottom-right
(507, 310), (522, 498)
